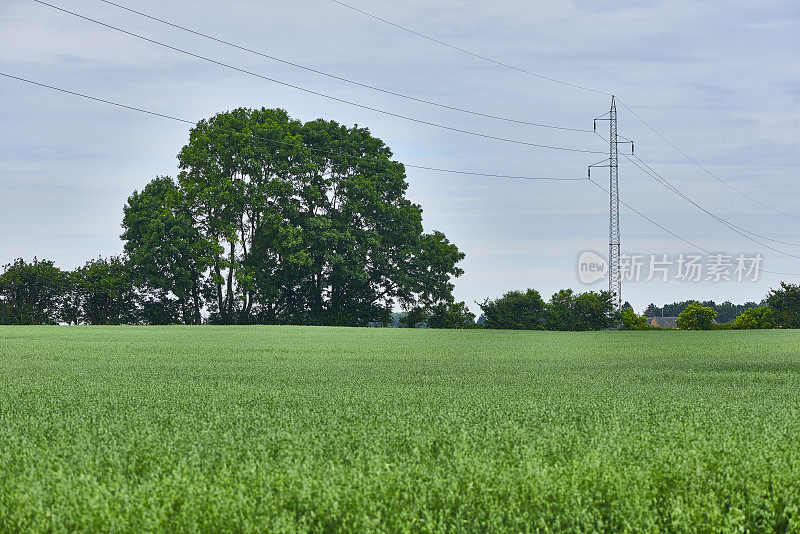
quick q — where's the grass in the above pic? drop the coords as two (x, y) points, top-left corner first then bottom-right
(0, 326), (799, 532)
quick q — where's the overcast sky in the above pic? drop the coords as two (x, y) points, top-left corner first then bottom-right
(1, 0), (799, 313)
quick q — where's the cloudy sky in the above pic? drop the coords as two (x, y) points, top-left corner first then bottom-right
(1, 0), (799, 313)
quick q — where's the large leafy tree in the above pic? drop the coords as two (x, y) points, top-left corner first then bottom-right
(127, 107), (464, 325)
(0, 258), (70, 324)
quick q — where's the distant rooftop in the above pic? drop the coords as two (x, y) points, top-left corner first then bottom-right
(647, 316), (679, 329)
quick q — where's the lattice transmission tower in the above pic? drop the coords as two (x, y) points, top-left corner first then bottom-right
(590, 96), (632, 310)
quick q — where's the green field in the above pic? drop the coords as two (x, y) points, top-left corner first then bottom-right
(1, 327), (799, 532)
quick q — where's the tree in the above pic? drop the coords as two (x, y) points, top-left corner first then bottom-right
(72, 257), (138, 325)
(546, 289), (615, 331)
(643, 303), (661, 317)
(676, 302), (717, 330)
(547, 289), (576, 331)
(573, 291), (616, 330)
(731, 307), (777, 330)
(479, 289), (546, 330)
(766, 282), (800, 328)
(122, 176), (209, 324)
(427, 301), (475, 329)
(0, 258), (70, 325)
(172, 108), (463, 325)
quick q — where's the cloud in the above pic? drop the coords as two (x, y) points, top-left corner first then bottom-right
(0, 0), (797, 310)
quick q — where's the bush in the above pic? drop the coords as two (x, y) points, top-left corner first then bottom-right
(479, 289), (546, 330)
(427, 301), (476, 329)
(731, 307), (777, 330)
(676, 302), (717, 330)
(0, 258), (70, 325)
(547, 289), (616, 331)
(620, 308), (653, 330)
(399, 307), (428, 328)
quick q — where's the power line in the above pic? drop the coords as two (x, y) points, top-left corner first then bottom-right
(616, 98), (800, 221)
(324, 0), (798, 221)
(32, 0), (604, 155)
(588, 178), (712, 255)
(94, 0), (591, 133)
(587, 178), (800, 277)
(625, 154), (800, 260)
(629, 154), (800, 248)
(0, 71), (584, 183)
(0, 72), (195, 124)
(327, 0), (611, 96)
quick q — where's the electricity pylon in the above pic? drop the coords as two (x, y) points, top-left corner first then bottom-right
(590, 96), (632, 310)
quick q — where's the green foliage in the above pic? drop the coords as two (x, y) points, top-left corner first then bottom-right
(547, 289), (616, 331)
(72, 257), (138, 325)
(154, 107), (463, 325)
(766, 282), (800, 328)
(731, 307), (778, 330)
(122, 176), (209, 325)
(399, 306), (427, 328)
(426, 301), (476, 329)
(644, 300), (760, 323)
(1, 327), (800, 531)
(479, 289), (546, 329)
(0, 258), (70, 324)
(676, 301), (717, 330)
(620, 307), (653, 330)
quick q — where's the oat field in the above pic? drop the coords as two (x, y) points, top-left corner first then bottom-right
(1, 326), (798, 532)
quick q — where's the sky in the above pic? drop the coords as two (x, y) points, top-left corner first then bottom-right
(1, 0), (799, 314)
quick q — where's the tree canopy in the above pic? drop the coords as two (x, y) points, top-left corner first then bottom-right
(765, 282), (800, 328)
(0, 258), (69, 325)
(676, 302), (717, 330)
(123, 108), (464, 325)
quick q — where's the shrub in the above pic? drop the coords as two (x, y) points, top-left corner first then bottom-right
(479, 289), (546, 330)
(731, 307), (777, 330)
(427, 301), (476, 329)
(620, 308), (653, 330)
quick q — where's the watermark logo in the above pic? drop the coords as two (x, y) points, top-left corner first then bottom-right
(576, 251), (763, 284)
(577, 250), (608, 284)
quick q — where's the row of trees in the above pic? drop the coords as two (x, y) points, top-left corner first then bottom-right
(397, 288), (616, 330)
(2, 108), (466, 326)
(626, 283), (800, 330)
(0, 257), (136, 325)
(3, 256), (798, 330)
(479, 289), (616, 330)
(642, 300), (760, 323)
(2, 107), (798, 329)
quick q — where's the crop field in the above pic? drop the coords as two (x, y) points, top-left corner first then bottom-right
(1, 327), (799, 532)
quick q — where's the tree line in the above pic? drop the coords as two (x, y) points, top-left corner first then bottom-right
(619, 283), (800, 330)
(641, 300), (760, 323)
(0, 257), (136, 325)
(1, 107), (798, 329)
